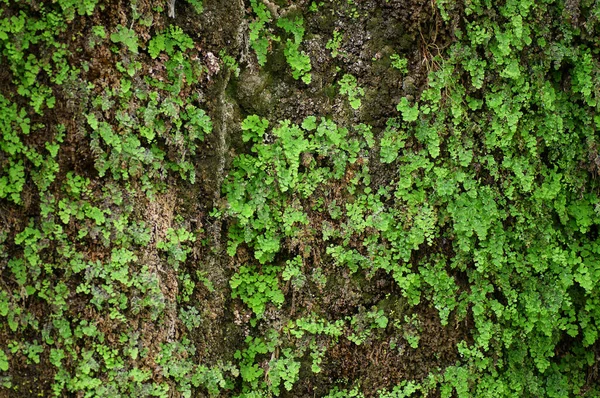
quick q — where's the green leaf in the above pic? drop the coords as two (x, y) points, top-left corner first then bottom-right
(241, 115), (269, 143)
(110, 25), (139, 54)
(86, 113), (98, 130)
(397, 97), (419, 122)
(339, 74), (364, 110)
(301, 116), (317, 131)
(0, 350), (8, 372)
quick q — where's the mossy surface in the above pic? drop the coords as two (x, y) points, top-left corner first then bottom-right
(2, 0), (600, 397)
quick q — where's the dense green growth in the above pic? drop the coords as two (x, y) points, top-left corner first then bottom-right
(224, 0), (600, 396)
(248, 0), (312, 83)
(0, 1), (222, 396)
(2, 0), (600, 397)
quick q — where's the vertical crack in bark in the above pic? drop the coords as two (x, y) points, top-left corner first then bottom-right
(206, 0), (245, 268)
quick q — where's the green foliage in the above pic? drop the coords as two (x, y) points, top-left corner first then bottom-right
(0, 2), (78, 113)
(282, 256), (305, 289)
(0, 95), (62, 203)
(0, 350), (8, 372)
(267, 348), (301, 395)
(379, 381), (421, 398)
(377, 0), (600, 395)
(325, 386), (365, 398)
(399, 315), (421, 349)
(0, 3), (219, 395)
(148, 25), (194, 59)
(224, 115), (369, 264)
(396, 97), (418, 122)
(390, 53), (408, 73)
(221, 2), (600, 396)
(185, 0), (203, 14)
(379, 118), (406, 163)
(220, 49), (241, 77)
(156, 227), (196, 267)
(56, 0), (99, 20)
(234, 332), (276, 390)
(309, 2), (324, 12)
(241, 114), (269, 143)
(88, 49), (211, 186)
(110, 25), (139, 54)
(233, 329), (303, 394)
(230, 265), (284, 317)
(339, 74), (364, 110)
(248, 0), (275, 66)
(326, 29), (343, 58)
(92, 25), (106, 38)
(145, 27), (203, 97)
(5, 0), (600, 397)
(348, 307), (388, 345)
(278, 17), (312, 84)
(247, 2), (311, 83)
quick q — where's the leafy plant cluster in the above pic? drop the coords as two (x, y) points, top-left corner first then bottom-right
(224, 113), (448, 393)
(91, 24), (211, 192)
(4, 0), (600, 396)
(0, 2), (226, 397)
(338, 73), (365, 110)
(0, 96), (63, 203)
(409, 0), (600, 395)
(224, 114), (373, 266)
(390, 53), (408, 74)
(0, 0), (90, 113)
(230, 306), (418, 395)
(185, 0), (203, 14)
(223, 1), (600, 396)
(248, 0), (312, 84)
(326, 28), (343, 58)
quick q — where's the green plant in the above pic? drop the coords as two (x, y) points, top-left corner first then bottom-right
(282, 256), (305, 289)
(87, 28), (211, 187)
(5, 1), (600, 397)
(89, 25), (106, 47)
(219, 49), (240, 77)
(196, 270), (215, 292)
(345, 0), (360, 18)
(92, 25), (106, 38)
(325, 386), (365, 398)
(156, 227), (196, 267)
(390, 53), (408, 73)
(110, 25), (139, 53)
(399, 314), (421, 349)
(396, 97), (418, 122)
(348, 307), (388, 345)
(0, 95), (62, 203)
(379, 381), (421, 398)
(339, 74), (364, 110)
(277, 17), (312, 84)
(234, 331), (278, 391)
(0, 350), (9, 372)
(148, 26), (194, 59)
(230, 265), (284, 317)
(326, 29), (343, 58)
(246, 3), (312, 83)
(185, 0), (203, 13)
(221, 3), (600, 395)
(248, 0), (275, 66)
(0, 3), (225, 397)
(179, 306), (202, 330)
(56, 0), (99, 20)
(379, 118), (407, 163)
(309, 2), (324, 12)
(267, 348), (301, 395)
